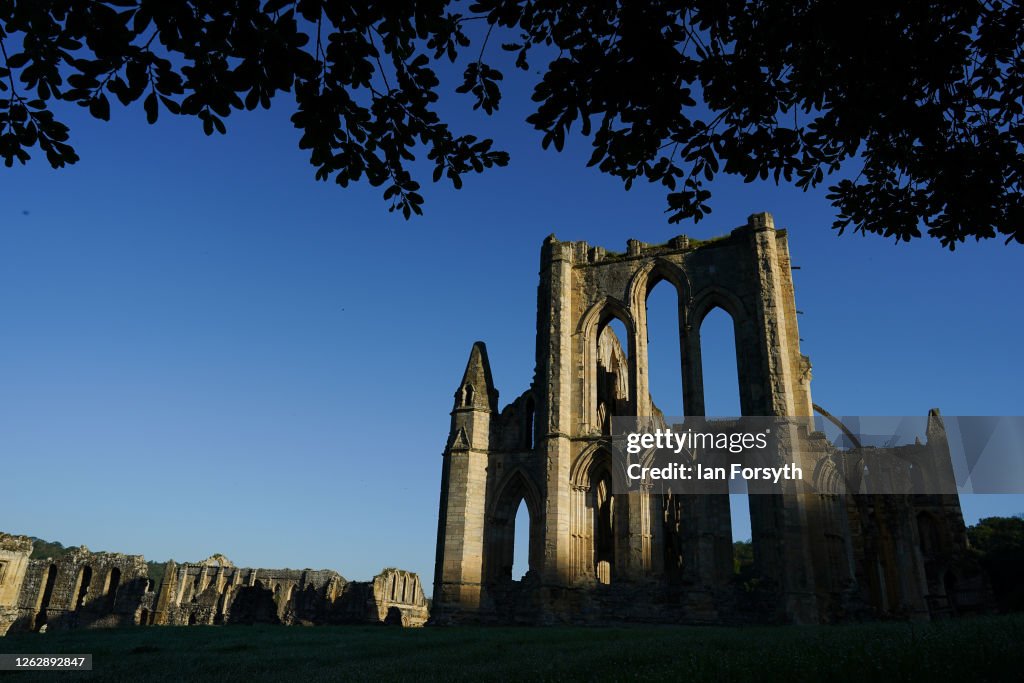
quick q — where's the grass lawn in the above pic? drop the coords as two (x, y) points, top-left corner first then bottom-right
(1, 616), (1022, 682)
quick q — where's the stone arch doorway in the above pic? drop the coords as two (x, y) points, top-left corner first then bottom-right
(569, 446), (632, 585)
(484, 470), (542, 584)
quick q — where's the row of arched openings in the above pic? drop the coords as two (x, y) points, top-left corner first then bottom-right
(31, 564), (120, 631)
(507, 269), (755, 585)
(592, 275), (753, 578)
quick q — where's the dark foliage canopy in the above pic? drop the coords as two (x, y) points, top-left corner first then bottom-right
(2, 1), (1022, 247)
(28, 537), (71, 560)
(968, 515), (1024, 611)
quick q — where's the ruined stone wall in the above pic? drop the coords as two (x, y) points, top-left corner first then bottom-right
(156, 561), (346, 626)
(11, 546), (150, 633)
(0, 534), (33, 636)
(434, 213), (817, 624)
(433, 213), (982, 626)
(833, 414), (989, 620)
(371, 569), (429, 626)
(2, 544), (428, 634)
(153, 561), (429, 627)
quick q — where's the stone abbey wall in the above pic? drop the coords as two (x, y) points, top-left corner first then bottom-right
(154, 561), (427, 627)
(0, 534), (33, 636)
(3, 542), (150, 635)
(432, 212), (989, 625)
(0, 537), (428, 635)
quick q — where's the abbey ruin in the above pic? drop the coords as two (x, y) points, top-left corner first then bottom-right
(0, 535), (428, 636)
(433, 212), (989, 624)
(1, 212), (993, 635)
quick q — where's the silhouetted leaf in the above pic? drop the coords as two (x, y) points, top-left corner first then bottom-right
(144, 92), (158, 123)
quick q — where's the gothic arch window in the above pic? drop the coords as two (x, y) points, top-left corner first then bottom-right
(569, 447), (629, 584)
(698, 306), (742, 418)
(511, 499), (531, 580)
(484, 470), (542, 583)
(596, 318), (632, 434)
(580, 298), (637, 434)
(645, 275), (686, 417)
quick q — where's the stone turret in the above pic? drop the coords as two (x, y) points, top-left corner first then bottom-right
(432, 342), (497, 621)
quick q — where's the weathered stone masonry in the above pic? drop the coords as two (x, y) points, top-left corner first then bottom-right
(1, 541), (149, 635)
(0, 537), (428, 634)
(432, 212), (988, 625)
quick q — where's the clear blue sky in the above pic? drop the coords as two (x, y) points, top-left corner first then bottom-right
(2, 59), (1022, 590)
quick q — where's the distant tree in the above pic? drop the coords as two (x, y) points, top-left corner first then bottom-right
(967, 515), (1024, 612)
(28, 537), (71, 560)
(733, 539), (754, 576)
(146, 560), (167, 593)
(2, 1), (1022, 247)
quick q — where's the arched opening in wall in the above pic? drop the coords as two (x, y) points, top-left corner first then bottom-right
(729, 483), (753, 577)
(485, 471), (541, 585)
(661, 489), (688, 581)
(525, 395), (536, 450)
(699, 307), (742, 418)
(594, 468), (615, 585)
(188, 613), (198, 625)
(596, 317), (632, 434)
(105, 567), (120, 612)
(511, 498), (531, 580)
(701, 307), (749, 551)
(139, 608), (149, 626)
(646, 279), (684, 417)
(74, 566), (92, 611)
(215, 586), (231, 625)
(34, 563), (58, 629)
(463, 384), (475, 407)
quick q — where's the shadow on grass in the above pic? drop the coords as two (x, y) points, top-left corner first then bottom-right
(1, 616), (1022, 682)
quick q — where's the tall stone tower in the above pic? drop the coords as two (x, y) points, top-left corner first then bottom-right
(432, 213), (978, 624)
